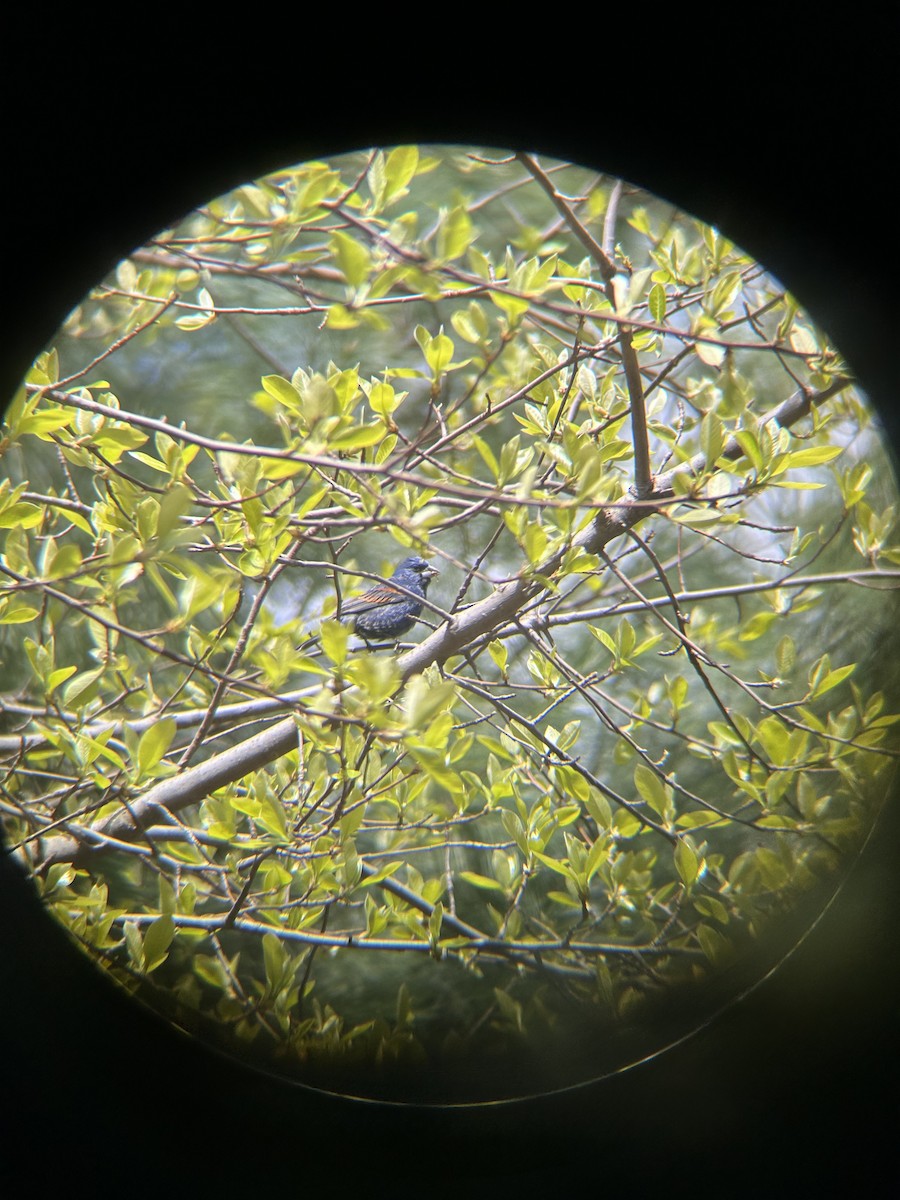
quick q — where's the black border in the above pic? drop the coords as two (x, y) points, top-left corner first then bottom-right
(3, 29), (898, 1190)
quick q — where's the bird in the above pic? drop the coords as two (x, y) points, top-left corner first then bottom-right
(339, 556), (439, 643)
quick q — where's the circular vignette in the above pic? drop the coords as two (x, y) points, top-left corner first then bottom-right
(2, 143), (899, 1108)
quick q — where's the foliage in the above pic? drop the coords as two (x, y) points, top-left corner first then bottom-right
(2, 145), (899, 1100)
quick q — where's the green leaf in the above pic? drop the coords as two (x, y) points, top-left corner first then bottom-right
(0, 600), (40, 624)
(366, 151), (388, 210)
(47, 665), (77, 694)
(613, 810), (642, 838)
(296, 168), (340, 216)
(811, 661), (856, 698)
(782, 444), (842, 469)
(675, 837), (700, 887)
(738, 611), (779, 642)
(700, 411), (725, 465)
(124, 921), (144, 968)
(695, 338), (725, 367)
(16, 406), (74, 441)
(340, 804), (365, 839)
(775, 635), (796, 676)
(142, 914), (175, 972)
(648, 281), (667, 321)
(488, 639), (508, 674)
(323, 304), (360, 330)
(588, 625), (617, 655)
(359, 861), (403, 887)
(129, 451), (169, 473)
(489, 286), (529, 321)
(675, 811), (722, 830)
(734, 429), (763, 472)
(473, 434), (500, 480)
(261, 375), (303, 413)
(367, 381), (401, 419)
(63, 667), (105, 709)
(402, 673), (456, 730)
(328, 422), (385, 450)
(331, 230), (372, 288)
(789, 324), (818, 355)
(345, 652), (402, 708)
(263, 930), (290, 991)
(459, 871), (507, 893)
(92, 423), (148, 463)
(450, 302), (488, 344)
(634, 763), (671, 819)
(384, 145), (419, 203)
(694, 895), (730, 925)
(672, 507), (730, 528)
(320, 618), (350, 665)
(533, 851), (578, 882)
(467, 246), (493, 281)
(667, 674), (689, 713)
(501, 808), (527, 854)
(436, 206), (475, 262)
(697, 923), (732, 964)
(137, 718), (176, 776)
(428, 901), (444, 945)
(415, 325), (455, 377)
(0, 501), (42, 529)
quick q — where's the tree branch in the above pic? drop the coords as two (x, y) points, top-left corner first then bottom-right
(31, 378), (853, 871)
(517, 152), (653, 497)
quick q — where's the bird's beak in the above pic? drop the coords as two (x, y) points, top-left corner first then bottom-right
(425, 564), (439, 579)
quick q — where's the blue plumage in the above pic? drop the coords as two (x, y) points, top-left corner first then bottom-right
(340, 556), (439, 641)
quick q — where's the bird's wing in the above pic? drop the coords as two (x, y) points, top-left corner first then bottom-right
(339, 585), (405, 616)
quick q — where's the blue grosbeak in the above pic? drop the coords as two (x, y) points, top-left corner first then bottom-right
(340, 556), (439, 642)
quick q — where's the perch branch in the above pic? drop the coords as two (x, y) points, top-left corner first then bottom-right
(31, 376), (852, 870)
